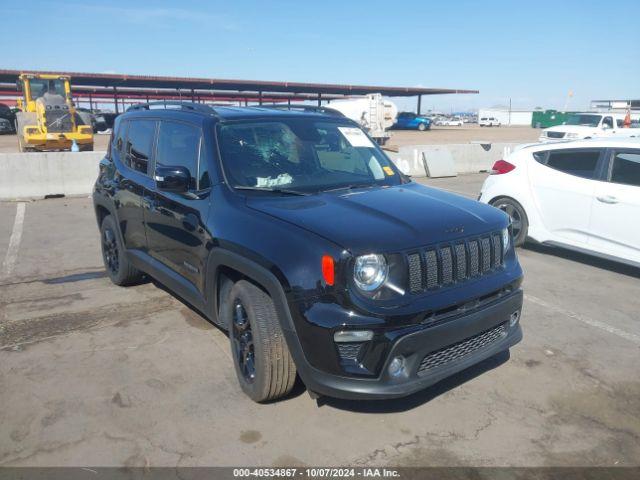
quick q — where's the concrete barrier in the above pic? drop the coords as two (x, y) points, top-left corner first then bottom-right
(390, 142), (520, 177)
(0, 151), (104, 201)
(0, 143), (522, 200)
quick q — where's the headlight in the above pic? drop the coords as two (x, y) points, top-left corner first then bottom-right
(353, 254), (388, 291)
(502, 227), (511, 255)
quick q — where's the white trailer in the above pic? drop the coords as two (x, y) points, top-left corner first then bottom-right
(327, 94), (398, 144)
(478, 108), (533, 126)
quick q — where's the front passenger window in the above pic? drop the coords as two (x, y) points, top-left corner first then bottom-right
(610, 151), (640, 187)
(545, 150), (601, 179)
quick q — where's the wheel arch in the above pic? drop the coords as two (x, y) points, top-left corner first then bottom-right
(93, 198), (128, 254)
(204, 248), (295, 332)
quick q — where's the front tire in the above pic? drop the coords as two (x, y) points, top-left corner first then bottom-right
(418, 123), (426, 131)
(225, 280), (296, 402)
(490, 197), (528, 247)
(100, 215), (144, 285)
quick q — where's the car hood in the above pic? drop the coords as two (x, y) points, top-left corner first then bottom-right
(246, 182), (508, 253)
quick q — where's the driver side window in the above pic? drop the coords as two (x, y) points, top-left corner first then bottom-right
(156, 121), (202, 190)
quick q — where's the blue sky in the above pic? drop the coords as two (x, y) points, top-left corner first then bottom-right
(2, 0), (638, 112)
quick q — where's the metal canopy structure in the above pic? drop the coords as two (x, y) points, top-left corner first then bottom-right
(0, 68), (478, 113)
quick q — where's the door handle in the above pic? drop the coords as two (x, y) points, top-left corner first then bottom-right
(596, 195), (618, 204)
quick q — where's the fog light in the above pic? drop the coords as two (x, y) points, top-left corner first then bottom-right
(510, 310), (520, 327)
(388, 356), (406, 377)
(334, 330), (373, 343)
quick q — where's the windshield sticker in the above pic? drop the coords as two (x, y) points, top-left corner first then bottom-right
(255, 173), (293, 188)
(338, 127), (375, 148)
(383, 166), (395, 176)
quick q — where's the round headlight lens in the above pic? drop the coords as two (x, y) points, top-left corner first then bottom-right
(502, 227), (510, 255)
(353, 254), (388, 291)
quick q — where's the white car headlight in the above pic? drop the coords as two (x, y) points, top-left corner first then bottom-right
(502, 227), (511, 255)
(354, 254), (388, 291)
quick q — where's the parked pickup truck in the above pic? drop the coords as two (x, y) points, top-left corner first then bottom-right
(540, 112), (640, 142)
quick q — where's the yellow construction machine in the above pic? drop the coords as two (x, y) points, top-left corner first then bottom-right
(15, 73), (94, 152)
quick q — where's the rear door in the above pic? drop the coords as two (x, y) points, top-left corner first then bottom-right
(589, 148), (640, 264)
(145, 119), (212, 291)
(528, 148), (605, 244)
(112, 118), (157, 251)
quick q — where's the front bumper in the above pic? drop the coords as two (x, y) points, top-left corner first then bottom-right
(23, 131), (93, 150)
(287, 289), (523, 400)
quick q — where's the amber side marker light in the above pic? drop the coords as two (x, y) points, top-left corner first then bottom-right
(321, 255), (335, 286)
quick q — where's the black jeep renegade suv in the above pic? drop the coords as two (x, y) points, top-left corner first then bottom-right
(93, 102), (523, 402)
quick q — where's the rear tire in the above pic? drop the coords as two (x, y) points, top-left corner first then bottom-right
(490, 197), (528, 247)
(100, 215), (144, 286)
(225, 280), (296, 402)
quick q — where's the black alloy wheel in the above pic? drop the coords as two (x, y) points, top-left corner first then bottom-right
(491, 197), (529, 246)
(232, 300), (256, 383)
(102, 227), (119, 275)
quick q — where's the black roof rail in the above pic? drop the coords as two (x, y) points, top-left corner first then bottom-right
(126, 101), (219, 117)
(262, 105), (345, 117)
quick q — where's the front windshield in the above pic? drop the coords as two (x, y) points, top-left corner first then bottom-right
(565, 114), (601, 127)
(28, 79), (67, 100)
(217, 118), (404, 192)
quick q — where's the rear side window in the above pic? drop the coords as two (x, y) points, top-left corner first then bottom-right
(532, 151), (547, 163)
(125, 120), (156, 175)
(113, 119), (128, 159)
(545, 150), (601, 179)
(156, 121), (201, 190)
(610, 151), (640, 187)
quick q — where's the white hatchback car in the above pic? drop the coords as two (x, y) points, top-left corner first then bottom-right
(479, 138), (640, 267)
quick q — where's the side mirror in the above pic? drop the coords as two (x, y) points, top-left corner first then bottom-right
(155, 165), (190, 192)
(601, 124), (610, 130)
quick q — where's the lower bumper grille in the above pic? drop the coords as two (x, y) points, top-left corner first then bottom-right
(337, 342), (364, 363)
(417, 322), (507, 375)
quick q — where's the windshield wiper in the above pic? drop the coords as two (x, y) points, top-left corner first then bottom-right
(232, 185), (309, 196)
(319, 183), (377, 193)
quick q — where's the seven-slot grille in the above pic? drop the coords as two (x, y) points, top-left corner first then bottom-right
(417, 322), (507, 374)
(407, 232), (504, 294)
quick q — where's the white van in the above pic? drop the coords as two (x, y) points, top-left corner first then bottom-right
(479, 117), (500, 127)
